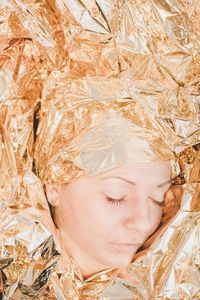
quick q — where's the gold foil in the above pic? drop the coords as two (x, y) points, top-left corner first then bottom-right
(34, 76), (181, 184)
(0, 0), (200, 299)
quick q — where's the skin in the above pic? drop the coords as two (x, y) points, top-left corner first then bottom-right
(45, 161), (172, 278)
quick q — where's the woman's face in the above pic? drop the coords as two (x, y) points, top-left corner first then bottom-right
(46, 161), (172, 275)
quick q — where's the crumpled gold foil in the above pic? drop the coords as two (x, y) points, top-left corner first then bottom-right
(34, 75), (181, 184)
(0, 0), (200, 299)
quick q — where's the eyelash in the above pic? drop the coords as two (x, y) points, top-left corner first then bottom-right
(106, 197), (126, 205)
(151, 198), (165, 207)
(106, 197), (164, 207)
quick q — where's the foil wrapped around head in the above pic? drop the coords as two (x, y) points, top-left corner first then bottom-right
(34, 75), (180, 185)
(0, 0), (200, 299)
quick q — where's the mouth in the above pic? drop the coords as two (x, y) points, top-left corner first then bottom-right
(110, 243), (141, 253)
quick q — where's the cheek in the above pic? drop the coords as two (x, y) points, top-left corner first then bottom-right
(59, 188), (120, 238)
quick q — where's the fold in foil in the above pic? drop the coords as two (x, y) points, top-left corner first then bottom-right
(0, 1), (200, 299)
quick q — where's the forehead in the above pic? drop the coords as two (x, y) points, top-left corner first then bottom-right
(96, 161), (172, 185)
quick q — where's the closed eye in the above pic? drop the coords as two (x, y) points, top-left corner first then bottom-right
(105, 195), (165, 207)
(149, 197), (164, 207)
(106, 197), (126, 205)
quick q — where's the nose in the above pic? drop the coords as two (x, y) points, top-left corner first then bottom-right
(123, 192), (152, 238)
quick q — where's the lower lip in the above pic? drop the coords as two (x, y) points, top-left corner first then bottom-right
(110, 243), (140, 253)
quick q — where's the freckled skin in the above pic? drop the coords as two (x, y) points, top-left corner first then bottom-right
(46, 161), (171, 277)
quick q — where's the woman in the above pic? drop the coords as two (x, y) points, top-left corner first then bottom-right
(33, 91), (183, 299)
(45, 160), (172, 278)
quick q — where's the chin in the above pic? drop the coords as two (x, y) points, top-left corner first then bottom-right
(103, 254), (133, 269)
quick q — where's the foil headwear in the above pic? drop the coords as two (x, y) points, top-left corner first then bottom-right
(34, 76), (181, 184)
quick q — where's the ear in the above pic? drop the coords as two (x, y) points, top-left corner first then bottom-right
(45, 184), (60, 207)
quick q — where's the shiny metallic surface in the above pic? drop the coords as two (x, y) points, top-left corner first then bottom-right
(0, 1), (199, 299)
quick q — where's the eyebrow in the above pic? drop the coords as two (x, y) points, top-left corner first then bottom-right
(101, 176), (172, 188)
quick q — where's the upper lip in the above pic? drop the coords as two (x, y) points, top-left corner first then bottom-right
(111, 242), (142, 245)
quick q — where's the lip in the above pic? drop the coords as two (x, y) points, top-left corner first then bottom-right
(110, 243), (141, 253)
